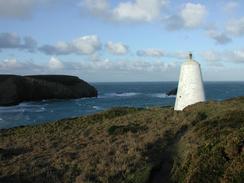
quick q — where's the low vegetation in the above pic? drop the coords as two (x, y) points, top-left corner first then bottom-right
(0, 97), (244, 183)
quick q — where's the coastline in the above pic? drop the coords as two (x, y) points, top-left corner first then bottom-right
(1, 81), (244, 129)
(1, 97), (244, 183)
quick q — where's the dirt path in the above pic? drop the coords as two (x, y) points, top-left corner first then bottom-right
(147, 125), (188, 183)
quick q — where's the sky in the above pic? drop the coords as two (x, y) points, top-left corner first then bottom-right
(0, 0), (244, 82)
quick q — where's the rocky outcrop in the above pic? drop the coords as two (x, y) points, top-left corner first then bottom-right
(0, 75), (97, 106)
(166, 87), (177, 96)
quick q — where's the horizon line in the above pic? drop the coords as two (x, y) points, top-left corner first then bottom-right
(90, 80), (244, 83)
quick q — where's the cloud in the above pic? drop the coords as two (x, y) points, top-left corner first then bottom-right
(0, 0), (34, 18)
(82, 0), (110, 16)
(76, 56), (177, 73)
(229, 50), (244, 63)
(224, 1), (238, 13)
(0, 58), (68, 76)
(0, 55), (178, 77)
(112, 0), (168, 22)
(72, 35), (101, 54)
(39, 42), (72, 55)
(88, 53), (168, 73)
(136, 49), (191, 59)
(207, 29), (232, 45)
(2, 56), (180, 81)
(0, 58), (23, 69)
(106, 42), (128, 55)
(0, 57), (66, 75)
(83, 1), (207, 31)
(39, 35), (101, 55)
(48, 57), (64, 69)
(0, 32), (20, 48)
(180, 3), (207, 28)
(167, 51), (189, 59)
(0, 32), (37, 51)
(0, 58), (44, 75)
(200, 50), (222, 63)
(137, 48), (164, 57)
(226, 17), (244, 36)
(2, 53), (244, 81)
(200, 49), (244, 64)
(163, 15), (184, 31)
(163, 3), (207, 30)
(82, 0), (168, 22)
(0, 0), (52, 19)
(23, 36), (38, 51)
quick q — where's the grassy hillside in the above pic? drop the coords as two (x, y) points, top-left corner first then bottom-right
(0, 97), (244, 183)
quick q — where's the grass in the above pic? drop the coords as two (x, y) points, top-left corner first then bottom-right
(0, 97), (244, 183)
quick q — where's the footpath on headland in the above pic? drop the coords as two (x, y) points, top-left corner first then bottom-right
(0, 97), (244, 183)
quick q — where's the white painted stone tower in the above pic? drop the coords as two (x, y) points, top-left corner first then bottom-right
(174, 53), (205, 111)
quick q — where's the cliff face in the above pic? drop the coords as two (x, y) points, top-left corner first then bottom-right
(0, 75), (97, 106)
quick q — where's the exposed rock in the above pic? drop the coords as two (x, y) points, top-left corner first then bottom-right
(166, 87), (177, 96)
(0, 75), (97, 106)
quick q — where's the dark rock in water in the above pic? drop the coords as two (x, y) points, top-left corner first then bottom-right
(167, 88), (177, 96)
(0, 75), (97, 106)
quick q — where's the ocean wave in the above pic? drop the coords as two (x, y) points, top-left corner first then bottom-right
(74, 97), (97, 101)
(34, 107), (46, 113)
(100, 92), (141, 98)
(99, 92), (176, 98)
(0, 108), (25, 113)
(92, 106), (101, 110)
(8, 101), (49, 108)
(0, 106), (46, 113)
(149, 93), (176, 98)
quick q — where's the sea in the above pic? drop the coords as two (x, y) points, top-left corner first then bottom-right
(0, 82), (244, 129)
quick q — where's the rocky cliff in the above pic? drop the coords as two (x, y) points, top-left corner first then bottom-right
(0, 75), (97, 106)
(166, 87), (177, 96)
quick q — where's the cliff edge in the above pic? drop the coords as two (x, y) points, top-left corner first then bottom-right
(0, 97), (243, 183)
(0, 75), (97, 106)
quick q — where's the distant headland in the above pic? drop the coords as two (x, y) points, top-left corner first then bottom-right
(0, 75), (97, 106)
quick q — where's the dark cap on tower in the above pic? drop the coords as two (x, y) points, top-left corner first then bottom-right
(189, 52), (193, 60)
